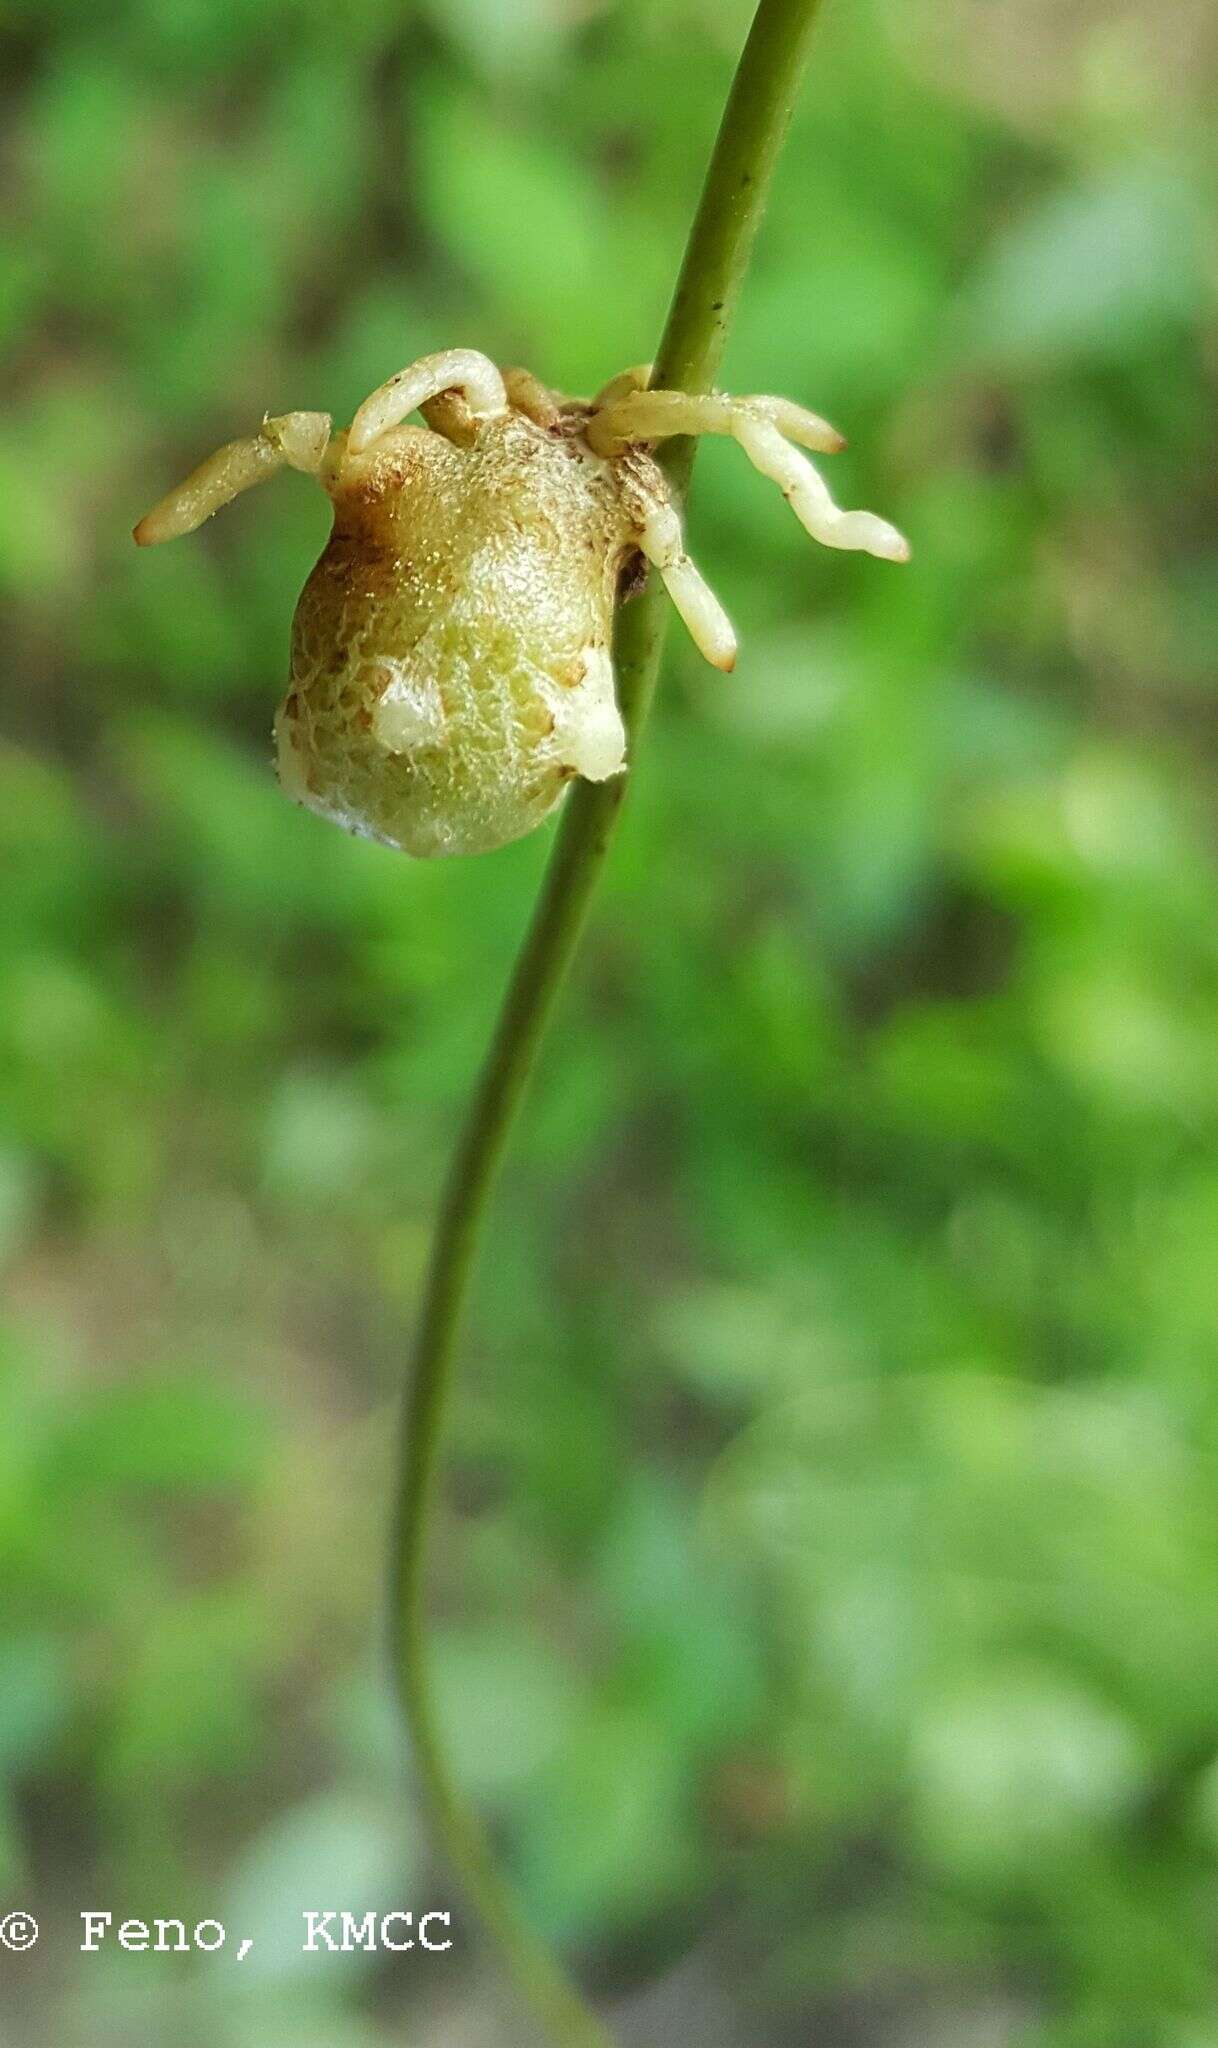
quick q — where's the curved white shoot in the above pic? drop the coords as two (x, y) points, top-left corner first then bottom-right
(588, 387), (845, 458)
(635, 493), (738, 672)
(735, 417), (909, 561)
(348, 349), (508, 457)
(134, 411), (331, 545)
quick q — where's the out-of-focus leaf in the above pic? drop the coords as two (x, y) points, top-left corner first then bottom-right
(959, 169), (1206, 367)
(431, 1626), (581, 1800)
(49, 1377), (274, 1494)
(220, 1790), (419, 1984)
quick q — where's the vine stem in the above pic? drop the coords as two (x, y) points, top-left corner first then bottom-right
(389, 4), (825, 2041)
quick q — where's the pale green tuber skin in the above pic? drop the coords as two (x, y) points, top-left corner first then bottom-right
(279, 409), (641, 857)
(135, 348), (907, 858)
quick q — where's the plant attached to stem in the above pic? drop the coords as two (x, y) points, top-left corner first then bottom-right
(134, 2), (906, 2040)
(386, 5), (886, 2043)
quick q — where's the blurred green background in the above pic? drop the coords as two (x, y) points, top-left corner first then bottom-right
(2, 0), (1217, 2043)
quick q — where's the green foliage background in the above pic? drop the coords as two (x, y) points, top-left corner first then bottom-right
(2, 1), (1217, 2043)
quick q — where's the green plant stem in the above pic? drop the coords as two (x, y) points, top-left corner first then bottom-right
(389, 3), (824, 2041)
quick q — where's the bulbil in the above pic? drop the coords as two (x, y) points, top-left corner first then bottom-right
(136, 349), (907, 857)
